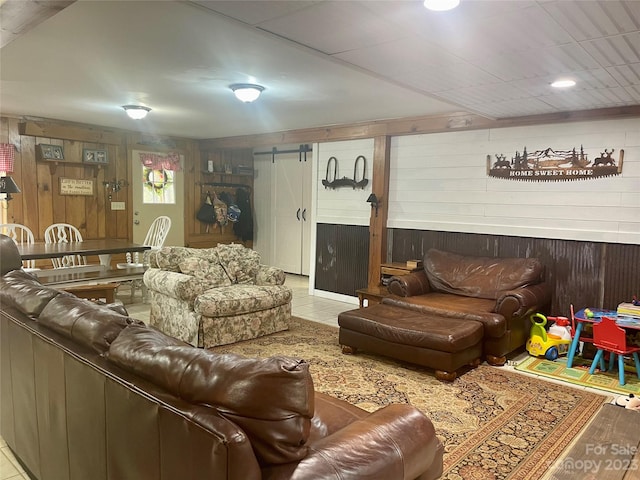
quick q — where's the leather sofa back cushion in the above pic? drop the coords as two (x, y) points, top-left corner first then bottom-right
(425, 248), (544, 300)
(0, 269), (62, 316)
(107, 324), (314, 465)
(0, 234), (23, 274)
(38, 294), (141, 353)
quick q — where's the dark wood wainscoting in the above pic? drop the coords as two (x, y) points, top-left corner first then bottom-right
(315, 224), (370, 296)
(390, 229), (639, 316)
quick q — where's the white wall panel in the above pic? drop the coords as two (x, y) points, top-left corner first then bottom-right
(316, 138), (374, 225)
(389, 118), (640, 244)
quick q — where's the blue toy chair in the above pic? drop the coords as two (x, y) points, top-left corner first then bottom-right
(588, 316), (640, 386)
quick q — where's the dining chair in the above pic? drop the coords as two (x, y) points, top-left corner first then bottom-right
(0, 223), (38, 270)
(588, 316), (640, 386)
(117, 215), (171, 300)
(44, 223), (88, 268)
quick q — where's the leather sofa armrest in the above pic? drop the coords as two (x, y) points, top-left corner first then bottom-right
(387, 270), (431, 297)
(264, 404), (442, 480)
(143, 269), (206, 303)
(495, 282), (552, 319)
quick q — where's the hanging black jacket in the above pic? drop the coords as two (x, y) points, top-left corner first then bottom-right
(233, 188), (253, 241)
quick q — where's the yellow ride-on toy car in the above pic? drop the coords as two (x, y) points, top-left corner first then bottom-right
(526, 313), (573, 361)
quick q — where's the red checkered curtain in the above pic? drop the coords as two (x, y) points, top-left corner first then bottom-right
(138, 152), (182, 171)
(0, 144), (15, 172)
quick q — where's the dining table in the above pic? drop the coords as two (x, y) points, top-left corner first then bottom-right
(566, 307), (640, 368)
(17, 239), (150, 268)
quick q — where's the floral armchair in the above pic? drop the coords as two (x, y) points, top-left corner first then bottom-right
(143, 244), (292, 347)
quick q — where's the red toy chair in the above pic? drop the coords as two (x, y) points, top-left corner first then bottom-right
(588, 316), (640, 386)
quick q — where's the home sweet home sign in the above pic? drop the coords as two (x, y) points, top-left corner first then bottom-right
(487, 146), (624, 181)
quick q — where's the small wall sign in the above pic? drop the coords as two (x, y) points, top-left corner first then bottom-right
(59, 178), (94, 196)
(37, 144), (64, 161)
(83, 149), (108, 164)
(487, 146), (624, 181)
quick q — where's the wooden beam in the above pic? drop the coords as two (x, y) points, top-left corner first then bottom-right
(18, 120), (123, 145)
(200, 105), (640, 150)
(367, 136), (391, 289)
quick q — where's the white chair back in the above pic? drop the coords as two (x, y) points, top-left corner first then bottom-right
(44, 223), (88, 268)
(144, 215), (172, 250)
(123, 216), (171, 266)
(0, 223), (37, 269)
(117, 216), (171, 302)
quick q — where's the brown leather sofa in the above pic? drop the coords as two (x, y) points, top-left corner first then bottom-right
(0, 234), (443, 480)
(385, 248), (552, 365)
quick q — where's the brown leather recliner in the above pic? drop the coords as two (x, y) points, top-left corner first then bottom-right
(0, 234), (444, 480)
(386, 248), (552, 365)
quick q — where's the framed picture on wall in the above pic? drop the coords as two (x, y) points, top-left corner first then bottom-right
(83, 149), (108, 164)
(37, 144), (64, 161)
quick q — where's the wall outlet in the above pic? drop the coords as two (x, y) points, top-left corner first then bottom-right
(111, 201), (125, 211)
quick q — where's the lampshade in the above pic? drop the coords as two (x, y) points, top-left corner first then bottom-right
(230, 84), (264, 103)
(122, 105), (151, 119)
(0, 176), (21, 201)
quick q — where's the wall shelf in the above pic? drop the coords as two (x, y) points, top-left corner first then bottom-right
(38, 159), (103, 176)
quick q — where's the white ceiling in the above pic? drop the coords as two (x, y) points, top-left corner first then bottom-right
(1, 0), (639, 140)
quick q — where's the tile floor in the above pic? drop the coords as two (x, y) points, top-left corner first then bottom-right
(0, 274), (611, 479)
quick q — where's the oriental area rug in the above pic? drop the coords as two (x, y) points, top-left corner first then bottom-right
(515, 355), (640, 397)
(210, 317), (607, 480)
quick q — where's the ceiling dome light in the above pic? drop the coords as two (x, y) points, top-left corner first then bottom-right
(230, 84), (265, 103)
(424, 0), (460, 11)
(122, 105), (151, 119)
(551, 79), (576, 88)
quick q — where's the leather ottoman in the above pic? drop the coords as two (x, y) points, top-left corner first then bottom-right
(338, 303), (483, 381)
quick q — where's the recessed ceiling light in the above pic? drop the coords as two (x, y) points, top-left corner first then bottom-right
(423, 0), (460, 11)
(551, 79), (576, 88)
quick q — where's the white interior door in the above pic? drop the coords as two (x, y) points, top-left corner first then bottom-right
(272, 152), (303, 273)
(131, 150), (184, 247)
(300, 157), (312, 276)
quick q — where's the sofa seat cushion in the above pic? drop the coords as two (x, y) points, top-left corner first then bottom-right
(424, 248), (544, 300)
(106, 324), (313, 466)
(195, 285), (292, 317)
(383, 293), (506, 338)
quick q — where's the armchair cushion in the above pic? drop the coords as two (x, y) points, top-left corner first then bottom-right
(425, 248), (545, 300)
(179, 257), (232, 287)
(195, 285), (292, 317)
(216, 243), (261, 284)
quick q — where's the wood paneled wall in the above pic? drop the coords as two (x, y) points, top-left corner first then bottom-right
(0, 116), (255, 264)
(0, 116), (129, 244)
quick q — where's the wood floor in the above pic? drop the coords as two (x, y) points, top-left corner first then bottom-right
(544, 403), (640, 480)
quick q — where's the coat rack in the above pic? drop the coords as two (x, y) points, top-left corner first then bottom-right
(199, 181), (252, 190)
